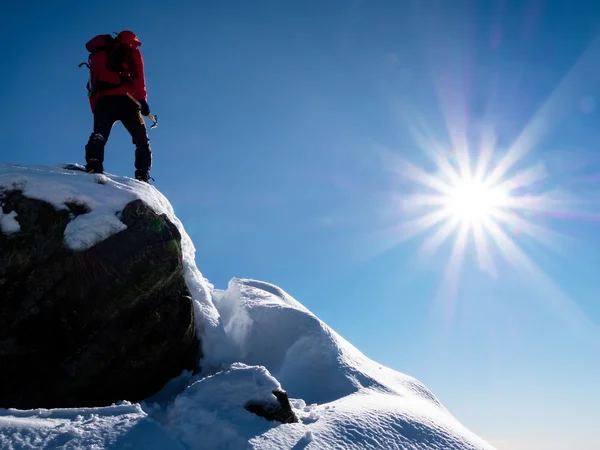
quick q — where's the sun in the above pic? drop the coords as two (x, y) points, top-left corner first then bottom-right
(388, 139), (557, 284)
(378, 135), (599, 334)
(366, 32), (600, 331)
(444, 178), (509, 226)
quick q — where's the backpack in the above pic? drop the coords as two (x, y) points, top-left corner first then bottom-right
(79, 34), (130, 96)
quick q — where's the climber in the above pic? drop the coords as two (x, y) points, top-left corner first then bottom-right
(81, 30), (152, 182)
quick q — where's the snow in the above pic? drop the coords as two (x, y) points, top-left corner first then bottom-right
(0, 403), (183, 450)
(0, 163), (495, 450)
(65, 212), (127, 250)
(159, 363), (283, 450)
(0, 210), (20, 234)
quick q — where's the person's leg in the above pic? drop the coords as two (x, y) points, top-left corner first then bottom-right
(118, 96), (152, 181)
(85, 96), (117, 173)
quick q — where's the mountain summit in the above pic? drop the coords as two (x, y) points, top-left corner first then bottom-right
(0, 164), (495, 449)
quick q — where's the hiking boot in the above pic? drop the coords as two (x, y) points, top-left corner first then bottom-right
(85, 159), (104, 174)
(135, 169), (150, 183)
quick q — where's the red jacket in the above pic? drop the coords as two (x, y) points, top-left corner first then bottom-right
(87, 30), (147, 113)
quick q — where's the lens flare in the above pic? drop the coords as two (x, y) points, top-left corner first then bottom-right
(363, 21), (600, 337)
(374, 128), (598, 336)
(392, 142), (554, 280)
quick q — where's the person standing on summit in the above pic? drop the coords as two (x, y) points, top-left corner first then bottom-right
(82, 30), (153, 182)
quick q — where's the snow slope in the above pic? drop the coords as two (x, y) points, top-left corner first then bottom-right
(0, 164), (495, 450)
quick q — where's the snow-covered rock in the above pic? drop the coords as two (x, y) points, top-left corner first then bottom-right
(0, 165), (199, 409)
(0, 163), (495, 449)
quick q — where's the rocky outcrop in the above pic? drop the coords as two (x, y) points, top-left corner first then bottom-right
(0, 191), (200, 409)
(245, 389), (298, 424)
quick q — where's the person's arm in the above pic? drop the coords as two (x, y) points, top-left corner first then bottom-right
(130, 47), (147, 101)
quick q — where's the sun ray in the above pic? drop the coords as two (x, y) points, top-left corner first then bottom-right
(421, 214), (461, 255)
(428, 151), (464, 188)
(472, 219), (497, 277)
(492, 161), (547, 192)
(433, 69), (472, 181)
(484, 219), (598, 336)
(381, 151), (455, 194)
(403, 194), (450, 209)
(488, 208), (562, 250)
(408, 121), (453, 162)
(407, 122), (464, 187)
(435, 222), (470, 318)
(485, 36), (600, 188)
(502, 193), (554, 212)
(473, 141), (494, 185)
(409, 170), (453, 195)
(396, 208), (454, 241)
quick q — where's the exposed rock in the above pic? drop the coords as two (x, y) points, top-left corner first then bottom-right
(245, 389), (298, 424)
(0, 191), (200, 409)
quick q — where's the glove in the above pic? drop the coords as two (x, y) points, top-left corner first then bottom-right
(139, 99), (150, 116)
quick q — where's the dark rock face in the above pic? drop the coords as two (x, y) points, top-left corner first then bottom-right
(245, 389), (298, 424)
(0, 191), (200, 409)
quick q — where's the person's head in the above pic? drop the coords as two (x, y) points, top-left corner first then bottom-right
(117, 30), (141, 47)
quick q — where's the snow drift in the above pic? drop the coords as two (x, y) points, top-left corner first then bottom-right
(0, 164), (495, 450)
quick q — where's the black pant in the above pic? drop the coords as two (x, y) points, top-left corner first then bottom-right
(85, 95), (152, 173)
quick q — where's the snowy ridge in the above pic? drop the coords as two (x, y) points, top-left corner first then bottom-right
(0, 164), (495, 450)
(212, 278), (441, 407)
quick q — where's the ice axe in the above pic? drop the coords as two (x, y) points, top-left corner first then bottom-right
(127, 93), (158, 129)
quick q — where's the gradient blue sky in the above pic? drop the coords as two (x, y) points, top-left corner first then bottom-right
(2, 1), (600, 449)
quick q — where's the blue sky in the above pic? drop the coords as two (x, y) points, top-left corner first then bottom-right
(2, 1), (600, 449)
